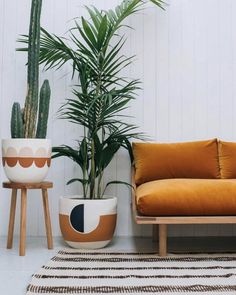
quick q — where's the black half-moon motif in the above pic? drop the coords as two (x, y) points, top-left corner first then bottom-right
(70, 204), (84, 233)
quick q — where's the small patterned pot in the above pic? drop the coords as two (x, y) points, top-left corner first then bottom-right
(59, 196), (117, 249)
(2, 138), (51, 183)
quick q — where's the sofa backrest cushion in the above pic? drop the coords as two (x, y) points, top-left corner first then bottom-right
(219, 141), (236, 178)
(133, 139), (220, 185)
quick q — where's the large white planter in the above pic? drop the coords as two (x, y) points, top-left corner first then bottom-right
(2, 138), (51, 183)
(59, 196), (117, 249)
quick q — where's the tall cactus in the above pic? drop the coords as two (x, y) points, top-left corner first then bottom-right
(23, 0), (42, 138)
(10, 0), (51, 139)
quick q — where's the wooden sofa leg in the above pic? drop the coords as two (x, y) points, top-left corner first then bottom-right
(159, 224), (167, 256)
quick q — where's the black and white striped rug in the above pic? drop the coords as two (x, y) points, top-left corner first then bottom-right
(27, 249), (236, 294)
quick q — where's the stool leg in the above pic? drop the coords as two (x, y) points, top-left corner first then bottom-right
(42, 189), (53, 249)
(20, 188), (27, 256)
(159, 224), (167, 257)
(7, 189), (17, 249)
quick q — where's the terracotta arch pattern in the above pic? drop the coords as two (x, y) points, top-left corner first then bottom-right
(59, 214), (117, 242)
(2, 146), (51, 168)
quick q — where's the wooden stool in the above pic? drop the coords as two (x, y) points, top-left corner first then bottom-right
(3, 181), (53, 256)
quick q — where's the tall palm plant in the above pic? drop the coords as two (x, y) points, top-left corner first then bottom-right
(20, 0), (164, 199)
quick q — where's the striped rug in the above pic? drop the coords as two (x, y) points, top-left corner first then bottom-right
(27, 249), (236, 294)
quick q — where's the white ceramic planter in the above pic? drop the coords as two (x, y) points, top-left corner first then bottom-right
(2, 138), (51, 183)
(59, 196), (117, 249)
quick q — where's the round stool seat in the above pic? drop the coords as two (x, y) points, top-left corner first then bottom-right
(3, 182), (53, 189)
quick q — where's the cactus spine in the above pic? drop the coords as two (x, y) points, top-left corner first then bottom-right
(10, 0), (51, 139)
(11, 103), (24, 138)
(36, 80), (51, 138)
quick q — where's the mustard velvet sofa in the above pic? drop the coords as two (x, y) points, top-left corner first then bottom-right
(132, 139), (236, 256)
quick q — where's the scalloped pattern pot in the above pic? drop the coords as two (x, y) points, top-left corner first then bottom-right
(2, 139), (51, 183)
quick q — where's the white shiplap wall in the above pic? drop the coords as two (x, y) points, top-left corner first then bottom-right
(1, 0), (236, 237)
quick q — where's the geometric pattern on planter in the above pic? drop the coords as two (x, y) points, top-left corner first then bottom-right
(2, 146), (51, 168)
(2, 139), (52, 183)
(2, 157), (51, 168)
(59, 213), (117, 242)
(59, 197), (117, 249)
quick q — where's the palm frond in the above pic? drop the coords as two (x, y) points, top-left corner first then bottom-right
(28, 0), (165, 198)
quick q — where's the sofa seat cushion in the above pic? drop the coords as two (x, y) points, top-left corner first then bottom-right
(136, 179), (236, 216)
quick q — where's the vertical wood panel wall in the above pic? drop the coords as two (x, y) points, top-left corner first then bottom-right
(1, 0), (236, 237)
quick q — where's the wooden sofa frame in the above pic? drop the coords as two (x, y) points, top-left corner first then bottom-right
(131, 167), (236, 256)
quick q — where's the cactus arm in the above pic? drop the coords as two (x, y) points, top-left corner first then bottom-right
(23, 0), (42, 138)
(36, 80), (51, 139)
(11, 103), (24, 138)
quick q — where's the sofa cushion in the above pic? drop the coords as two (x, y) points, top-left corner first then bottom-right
(219, 141), (236, 178)
(133, 139), (220, 185)
(136, 179), (236, 216)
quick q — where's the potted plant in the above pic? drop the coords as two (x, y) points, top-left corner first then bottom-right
(2, 0), (51, 183)
(28, 0), (164, 248)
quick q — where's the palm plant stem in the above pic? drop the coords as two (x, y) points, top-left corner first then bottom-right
(82, 127), (87, 198)
(97, 170), (104, 199)
(90, 57), (104, 199)
(90, 76), (101, 199)
(90, 139), (96, 199)
(97, 127), (105, 199)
